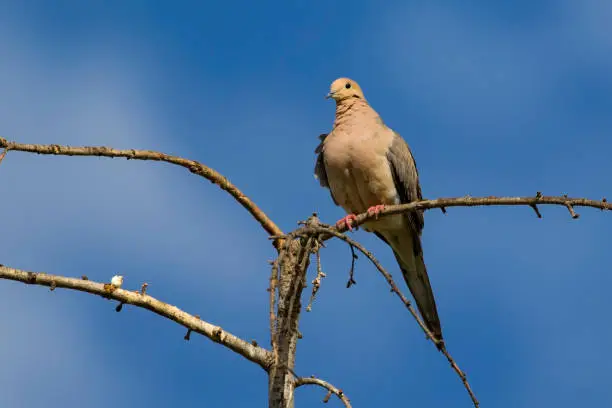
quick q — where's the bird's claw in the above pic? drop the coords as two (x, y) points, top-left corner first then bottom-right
(367, 204), (386, 219)
(336, 214), (358, 231)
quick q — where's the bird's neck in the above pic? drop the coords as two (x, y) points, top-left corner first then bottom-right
(334, 98), (377, 129)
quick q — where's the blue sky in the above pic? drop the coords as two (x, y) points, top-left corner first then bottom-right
(0, 1), (611, 407)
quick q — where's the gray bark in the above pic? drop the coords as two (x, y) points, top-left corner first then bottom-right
(268, 233), (315, 408)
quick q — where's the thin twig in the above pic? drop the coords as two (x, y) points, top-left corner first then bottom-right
(346, 244), (358, 288)
(439, 346), (478, 407)
(306, 243), (326, 312)
(300, 226), (479, 408)
(565, 203), (580, 218)
(323, 391), (332, 403)
(295, 376), (352, 408)
(185, 315), (200, 341)
(329, 195), (612, 234)
(0, 137), (283, 239)
(529, 204), (542, 218)
(312, 227), (442, 346)
(0, 264), (273, 370)
(286, 234), (315, 327)
(530, 191), (543, 218)
(0, 147), (7, 165)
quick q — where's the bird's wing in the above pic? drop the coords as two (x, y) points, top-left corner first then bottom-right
(378, 130), (443, 340)
(386, 131), (424, 238)
(314, 133), (339, 205)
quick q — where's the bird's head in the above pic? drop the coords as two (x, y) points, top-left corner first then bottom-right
(326, 77), (366, 102)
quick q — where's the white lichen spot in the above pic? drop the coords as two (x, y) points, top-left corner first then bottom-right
(111, 275), (124, 288)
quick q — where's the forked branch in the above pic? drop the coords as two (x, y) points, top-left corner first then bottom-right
(4, 137), (612, 407)
(290, 226), (479, 407)
(288, 193), (612, 407)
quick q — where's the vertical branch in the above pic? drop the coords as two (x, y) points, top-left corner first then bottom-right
(268, 219), (318, 408)
(270, 257), (280, 359)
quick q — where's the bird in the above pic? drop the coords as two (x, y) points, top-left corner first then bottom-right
(314, 77), (443, 342)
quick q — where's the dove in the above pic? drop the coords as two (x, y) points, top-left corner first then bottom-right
(314, 78), (443, 342)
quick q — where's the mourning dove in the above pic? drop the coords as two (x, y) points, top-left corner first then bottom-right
(314, 78), (443, 341)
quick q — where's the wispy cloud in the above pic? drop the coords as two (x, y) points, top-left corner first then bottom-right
(359, 3), (612, 406)
(0, 20), (266, 287)
(368, 2), (612, 134)
(0, 20), (271, 407)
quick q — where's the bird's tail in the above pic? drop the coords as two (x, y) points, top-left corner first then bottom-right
(378, 231), (443, 342)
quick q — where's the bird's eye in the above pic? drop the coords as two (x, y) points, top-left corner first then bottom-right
(345, 82), (351, 89)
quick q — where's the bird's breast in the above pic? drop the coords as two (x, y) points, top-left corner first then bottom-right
(323, 130), (400, 222)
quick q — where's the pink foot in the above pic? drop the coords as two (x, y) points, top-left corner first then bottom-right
(336, 214), (358, 231)
(367, 204), (386, 219)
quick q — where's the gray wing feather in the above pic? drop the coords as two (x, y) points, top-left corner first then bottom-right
(384, 131), (443, 341)
(386, 131), (425, 251)
(314, 133), (339, 205)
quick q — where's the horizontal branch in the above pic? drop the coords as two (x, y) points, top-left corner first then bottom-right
(333, 195), (611, 233)
(286, 193), (612, 406)
(0, 137), (283, 239)
(0, 264), (272, 370)
(295, 376), (352, 408)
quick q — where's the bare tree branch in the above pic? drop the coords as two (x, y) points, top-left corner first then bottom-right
(5, 136), (611, 407)
(286, 192), (612, 406)
(333, 194), (611, 233)
(268, 235), (314, 408)
(292, 226), (479, 408)
(0, 137), (283, 238)
(0, 264), (273, 370)
(306, 242), (326, 312)
(346, 243), (358, 288)
(295, 376), (352, 408)
(305, 227), (443, 346)
(269, 258), (280, 358)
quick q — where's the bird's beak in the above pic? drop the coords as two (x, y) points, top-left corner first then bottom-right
(325, 91), (335, 99)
